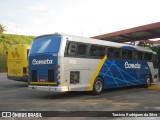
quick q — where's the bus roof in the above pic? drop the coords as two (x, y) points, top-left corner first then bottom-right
(35, 33), (154, 53)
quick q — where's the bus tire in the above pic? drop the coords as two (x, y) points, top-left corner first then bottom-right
(145, 76), (151, 88)
(92, 77), (104, 95)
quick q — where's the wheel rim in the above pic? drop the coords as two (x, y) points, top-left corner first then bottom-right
(147, 77), (151, 86)
(95, 81), (102, 92)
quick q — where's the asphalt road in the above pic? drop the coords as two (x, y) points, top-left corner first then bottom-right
(0, 73), (160, 119)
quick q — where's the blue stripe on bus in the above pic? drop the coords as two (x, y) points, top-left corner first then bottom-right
(99, 59), (151, 89)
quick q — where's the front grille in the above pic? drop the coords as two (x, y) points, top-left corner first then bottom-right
(32, 70), (37, 82)
(48, 70), (54, 82)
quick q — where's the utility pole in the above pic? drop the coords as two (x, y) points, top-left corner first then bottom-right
(81, 30), (83, 37)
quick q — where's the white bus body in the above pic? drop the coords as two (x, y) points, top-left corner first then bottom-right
(28, 33), (159, 94)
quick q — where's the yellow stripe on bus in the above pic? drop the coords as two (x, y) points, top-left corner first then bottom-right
(88, 55), (107, 91)
(30, 82), (57, 85)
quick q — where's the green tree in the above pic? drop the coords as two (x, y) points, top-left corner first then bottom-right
(151, 46), (160, 75)
(0, 23), (6, 34)
(151, 46), (160, 63)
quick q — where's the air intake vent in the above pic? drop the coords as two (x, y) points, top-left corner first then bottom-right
(70, 71), (80, 84)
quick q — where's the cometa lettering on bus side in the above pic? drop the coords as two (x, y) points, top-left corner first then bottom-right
(125, 62), (141, 69)
(32, 59), (53, 65)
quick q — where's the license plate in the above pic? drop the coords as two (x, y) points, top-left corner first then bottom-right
(39, 78), (46, 82)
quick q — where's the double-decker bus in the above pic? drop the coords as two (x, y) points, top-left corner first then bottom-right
(7, 44), (30, 82)
(28, 33), (159, 94)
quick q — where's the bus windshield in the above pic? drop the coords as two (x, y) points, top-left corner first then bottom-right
(30, 36), (61, 54)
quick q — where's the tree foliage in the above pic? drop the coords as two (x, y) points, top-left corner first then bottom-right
(0, 34), (34, 55)
(151, 46), (160, 64)
(151, 46), (160, 75)
(0, 24), (6, 34)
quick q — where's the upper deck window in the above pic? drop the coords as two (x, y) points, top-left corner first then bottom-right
(30, 36), (61, 54)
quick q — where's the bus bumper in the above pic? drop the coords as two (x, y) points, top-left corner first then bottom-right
(28, 85), (69, 92)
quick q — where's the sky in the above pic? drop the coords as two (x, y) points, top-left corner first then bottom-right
(0, 0), (160, 37)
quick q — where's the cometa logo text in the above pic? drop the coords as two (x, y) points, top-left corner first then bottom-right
(125, 62), (141, 69)
(32, 59), (53, 65)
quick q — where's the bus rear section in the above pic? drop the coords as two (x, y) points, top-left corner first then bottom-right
(28, 35), (65, 91)
(7, 44), (30, 82)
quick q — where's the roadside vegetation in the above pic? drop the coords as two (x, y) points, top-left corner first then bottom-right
(0, 24), (34, 72)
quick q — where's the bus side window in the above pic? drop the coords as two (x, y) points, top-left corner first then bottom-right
(107, 47), (114, 58)
(144, 52), (152, 61)
(114, 48), (120, 59)
(107, 47), (120, 59)
(137, 51), (143, 60)
(89, 45), (105, 58)
(68, 42), (77, 56)
(122, 49), (133, 60)
(122, 49), (134, 60)
(77, 44), (87, 56)
(133, 51), (138, 60)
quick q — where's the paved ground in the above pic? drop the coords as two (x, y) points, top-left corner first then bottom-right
(0, 73), (160, 119)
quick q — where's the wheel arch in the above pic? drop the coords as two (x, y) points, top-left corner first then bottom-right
(147, 74), (153, 83)
(92, 76), (104, 95)
(96, 75), (104, 85)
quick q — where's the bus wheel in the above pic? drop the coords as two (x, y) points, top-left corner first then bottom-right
(145, 76), (151, 88)
(93, 77), (103, 95)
